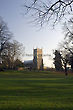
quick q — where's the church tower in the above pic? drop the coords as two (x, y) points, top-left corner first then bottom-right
(33, 48), (43, 70)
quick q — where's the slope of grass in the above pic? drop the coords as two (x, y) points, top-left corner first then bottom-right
(0, 70), (73, 110)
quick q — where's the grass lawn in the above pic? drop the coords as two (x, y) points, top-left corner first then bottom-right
(0, 70), (73, 110)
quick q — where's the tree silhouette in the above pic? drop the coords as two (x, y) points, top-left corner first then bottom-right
(0, 17), (12, 55)
(24, 0), (73, 26)
(53, 50), (63, 71)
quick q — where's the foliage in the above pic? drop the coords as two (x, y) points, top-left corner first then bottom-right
(53, 50), (63, 71)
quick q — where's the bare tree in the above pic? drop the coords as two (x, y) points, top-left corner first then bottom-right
(24, 0), (73, 26)
(0, 17), (12, 55)
(58, 18), (73, 74)
(1, 40), (24, 70)
(62, 18), (73, 54)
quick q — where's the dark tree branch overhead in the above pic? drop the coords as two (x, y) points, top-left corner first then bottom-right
(24, 0), (73, 26)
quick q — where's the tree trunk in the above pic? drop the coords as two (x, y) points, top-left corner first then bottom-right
(64, 63), (68, 76)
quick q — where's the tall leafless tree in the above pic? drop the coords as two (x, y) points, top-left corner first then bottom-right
(62, 18), (73, 54)
(58, 18), (73, 74)
(0, 17), (12, 55)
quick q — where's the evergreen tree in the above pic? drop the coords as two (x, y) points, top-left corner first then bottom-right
(54, 50), (63, 71)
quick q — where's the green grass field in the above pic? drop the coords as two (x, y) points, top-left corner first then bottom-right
(0, 70), (73, 110)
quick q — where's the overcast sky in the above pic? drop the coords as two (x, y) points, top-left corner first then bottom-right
(0, 0), (65, 67)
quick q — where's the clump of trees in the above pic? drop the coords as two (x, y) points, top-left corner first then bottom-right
(0, 17), (24, 71)
(53, 17), (73, 75)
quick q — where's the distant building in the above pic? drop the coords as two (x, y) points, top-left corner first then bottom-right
(24, 48), (43, 70)
(24, 60), (33, 70)
(33, 48), (43, 70)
